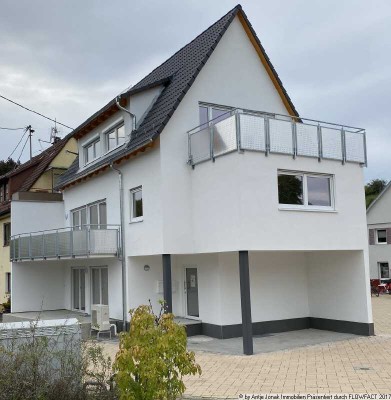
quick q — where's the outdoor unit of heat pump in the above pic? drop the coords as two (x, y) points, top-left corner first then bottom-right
(91, 304), (117, 339)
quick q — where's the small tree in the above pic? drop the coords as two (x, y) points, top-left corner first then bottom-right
(114, 303), (201, 400)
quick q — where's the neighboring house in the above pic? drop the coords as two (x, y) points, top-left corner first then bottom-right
(10, 5), (372, 355)
(367, 182), (391, 281)
(0, 137), (77, 302)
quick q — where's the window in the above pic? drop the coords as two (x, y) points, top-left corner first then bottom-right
(72, 200), (107, 230)
(106, 123), (125, 151)
(130, 187), (143, 222)
(5, 184), (9, 201)
(0, 187), (3, 203)
(199, 104), (232, 128)
(278, 171), (333, 210)
(377, 229), (387, 244)
(84, 138), (100, 165)
(379, 262), (390, 279)
(3, 223), (10, 247)
(91, 267), (108, 305)
(5, 272), (11, 294)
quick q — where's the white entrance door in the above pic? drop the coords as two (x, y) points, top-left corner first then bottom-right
(91, 267), (109, 305)
(185, 267), (199, 318)
(72, 268), (86, 312)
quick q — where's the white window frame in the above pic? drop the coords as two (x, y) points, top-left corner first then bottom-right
(90, 266), (109, 306)
(278, 170), (335, 212)
(5, 272), (11, 294)
(199, 102), (233, 127)
(71, 199), (107, 229)
(376, 229), (387, 245)
(130, 186), (143, 223)
(105, 122), (125, 152)
(83, 137), (101, 165)
(378, 262), (390, 280)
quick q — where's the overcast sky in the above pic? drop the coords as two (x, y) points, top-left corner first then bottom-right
(1, 0), (390, 182)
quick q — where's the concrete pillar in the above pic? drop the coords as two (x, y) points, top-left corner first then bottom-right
(239, 250), (253, 355)
(162, 254), (172, 313)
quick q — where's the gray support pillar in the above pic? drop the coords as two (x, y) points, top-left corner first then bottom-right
(162, 254), (172, 313)
(239, 250), (253, 355)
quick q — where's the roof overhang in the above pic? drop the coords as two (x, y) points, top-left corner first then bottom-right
(73, 97), (128, 140)
(61, 138), (156, 190)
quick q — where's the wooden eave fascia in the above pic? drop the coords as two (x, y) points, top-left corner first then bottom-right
(61, 139), (156, 190)
(74, 98), (128, 140)
(237, 11), (299, 119)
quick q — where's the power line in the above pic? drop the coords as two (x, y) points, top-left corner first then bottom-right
(7, 128), (28, 160)
(17, 134), (30, 163)
(0, 94), (74, 130)
(0, 126), (26, 131)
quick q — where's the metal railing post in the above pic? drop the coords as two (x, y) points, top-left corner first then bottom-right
(70, 228), (74, 258)
(29, 233), (32, 260)
(210, 122), (215, 162)
(235, 110), (242, 153)
(18, 235), (21, 260)
(87, 228), (91, 256)
(187, 133), (193, 167)
(264, 117), (270, 156)
(292, 120), (297, 159)
(42, 233), (45, 259)
(55, 230), (59, 258)
(341, 128), (346, 165)
(363, 131), (368, 167)
(317, 124), (323, 162)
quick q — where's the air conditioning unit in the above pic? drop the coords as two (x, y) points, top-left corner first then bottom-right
(91, 304), (110, 332)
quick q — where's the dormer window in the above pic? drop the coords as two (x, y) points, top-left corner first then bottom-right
(106, 123), (125, 151)
(84, 138), (100, 165)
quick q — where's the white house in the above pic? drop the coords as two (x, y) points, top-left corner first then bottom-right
(367, 183), (391, 282)
(9, 5), (372, 355)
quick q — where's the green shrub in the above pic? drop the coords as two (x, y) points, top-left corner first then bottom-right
(114, 303), (201, 400)
(0, 321), (115, 400)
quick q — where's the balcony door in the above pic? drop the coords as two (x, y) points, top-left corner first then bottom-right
(72, 268), (86, 312)
(91, 267), (108, 305)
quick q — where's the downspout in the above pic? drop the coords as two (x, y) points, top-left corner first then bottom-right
(116, 96), (136, 134)
(110, 162), (127, 330)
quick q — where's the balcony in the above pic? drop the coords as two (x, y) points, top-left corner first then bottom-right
(10, 225), (121, 262)
(187, 108), (366, 167)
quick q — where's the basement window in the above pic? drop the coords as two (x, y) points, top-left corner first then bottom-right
(278, 171), (334, 211)
(130, 187), (143, 223)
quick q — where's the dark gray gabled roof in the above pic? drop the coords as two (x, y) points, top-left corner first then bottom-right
(58, 4), (299, 188)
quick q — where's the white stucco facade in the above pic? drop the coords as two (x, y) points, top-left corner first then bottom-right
(10, 13), (372, 340)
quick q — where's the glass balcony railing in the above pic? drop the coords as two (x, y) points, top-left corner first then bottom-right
(187, 108), (366, 167)
(10, 225), (121, 261)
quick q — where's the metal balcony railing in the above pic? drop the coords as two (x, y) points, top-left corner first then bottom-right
(187, 108), (367, 167)
(10, 225), (121, 261)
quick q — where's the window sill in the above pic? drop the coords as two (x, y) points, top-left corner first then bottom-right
(129, 218), (143, 224)
(376, 243), (388, 245)
(278, 207), (337, 213)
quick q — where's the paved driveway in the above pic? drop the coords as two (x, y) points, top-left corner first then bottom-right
(104, 295), (391, 397)
(183, 295), (391, 397)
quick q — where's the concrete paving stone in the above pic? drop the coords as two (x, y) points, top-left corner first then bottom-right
(101, 295), (391, 398)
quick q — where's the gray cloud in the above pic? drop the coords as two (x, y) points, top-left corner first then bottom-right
(0, 0), (389, 182)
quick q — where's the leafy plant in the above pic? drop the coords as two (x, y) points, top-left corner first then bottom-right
(365, 178), (388, 208)
(114, 302), (201, 400)
(0, 319), (115, 400)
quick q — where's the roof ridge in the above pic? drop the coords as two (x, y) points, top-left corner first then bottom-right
(130, 4), (242, 91)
